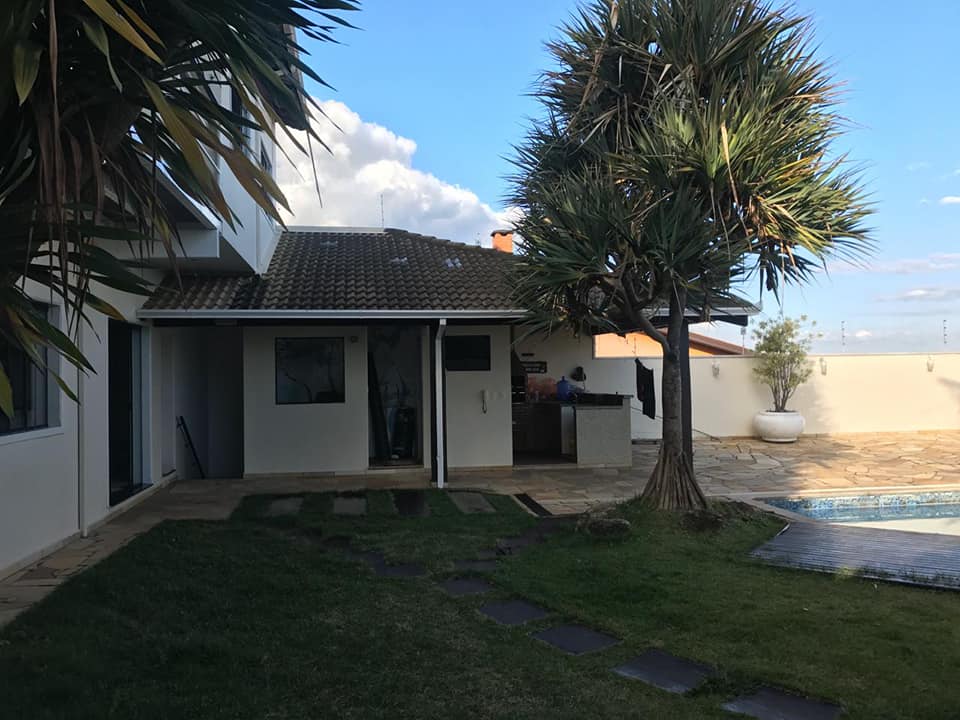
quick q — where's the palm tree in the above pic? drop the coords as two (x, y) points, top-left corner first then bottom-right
(0, 0), (358, 416)
(510, 0), (872, 509)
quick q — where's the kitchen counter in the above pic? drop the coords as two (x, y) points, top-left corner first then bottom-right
(513, 395), (632, 467)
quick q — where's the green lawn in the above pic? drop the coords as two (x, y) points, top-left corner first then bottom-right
(1, 491), (957, 719)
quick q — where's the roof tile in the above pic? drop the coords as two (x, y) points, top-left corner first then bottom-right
(143, 228), (519, 313)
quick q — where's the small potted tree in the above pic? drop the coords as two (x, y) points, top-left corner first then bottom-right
(752, 316), (815, 442)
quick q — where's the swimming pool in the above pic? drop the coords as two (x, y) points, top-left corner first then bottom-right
(760, 491), (960, 536)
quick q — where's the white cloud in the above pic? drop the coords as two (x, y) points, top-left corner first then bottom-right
(276, 99), (519, 247)
(831, 252), (960, 275)
(880, 287), (960, 302)
(939, 196), (960, 205)
(906, 161), (931, 172)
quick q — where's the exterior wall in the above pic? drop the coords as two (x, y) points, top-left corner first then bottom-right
(215, 83), (280, 274)
(596, 332), (716, 357)
(689, 353), (960, 437)
(205, 327), (243, 478)
(0, 301), (79, 574)
(0, 278), (196, 578)
(444, 325), (512, 468)
(242, 326), (368, 475)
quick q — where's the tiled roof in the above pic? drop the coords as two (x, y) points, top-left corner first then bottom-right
(142, 228), (521, 314)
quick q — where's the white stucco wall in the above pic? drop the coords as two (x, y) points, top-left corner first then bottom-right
(0, 280), (221, 577)
(514, 333), (960, 439)
(514, 330), (652, 437)
(243, 326), (368, 475)
(689, 353), (960, 437)
(444, 325), (513, 468)
(0, 300), (79, 574)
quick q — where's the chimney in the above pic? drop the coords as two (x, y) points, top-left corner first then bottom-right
(491, 228), (514, 253)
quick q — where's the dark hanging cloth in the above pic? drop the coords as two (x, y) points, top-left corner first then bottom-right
(635, 359), (656, 419)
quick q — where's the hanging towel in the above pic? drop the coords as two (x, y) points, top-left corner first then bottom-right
(635, 359), (656, 419)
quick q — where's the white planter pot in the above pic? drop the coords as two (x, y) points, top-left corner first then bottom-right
(753, 410), (805, 443)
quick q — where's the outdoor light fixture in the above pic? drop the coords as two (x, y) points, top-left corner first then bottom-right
(927, 356), (935, 372)
(712, 360), (720, 378)
(819, 357), (828, 375)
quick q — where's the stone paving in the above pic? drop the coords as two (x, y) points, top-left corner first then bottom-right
(452, 431), (960, 515)
(3, 431), (959, 626)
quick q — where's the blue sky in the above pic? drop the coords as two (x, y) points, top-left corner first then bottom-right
(289, 0), (960, 353)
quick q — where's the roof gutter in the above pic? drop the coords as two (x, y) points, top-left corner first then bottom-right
(137, 308), (529, 321)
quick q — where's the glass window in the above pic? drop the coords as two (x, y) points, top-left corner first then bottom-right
(0, 341), (49, 435)
(445, 335), (491, 372)
(275, 337), (345, 404)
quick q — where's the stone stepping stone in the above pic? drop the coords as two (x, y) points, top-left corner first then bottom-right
(263, 496), (303, 517)
(722, 688), (843, 720)
(476, 549), (498, 560)
(479, 599), (551, 626)
(333, 495), (367, 516)
(449, 491), (495, 514)
(374, 563), (427, 578)
(454, 559), (500, 572)
(538, 517), (577, 535)
(496, 536), (538, 555)
(514, 493), (552, 516)
(440, 578), (494, 596)
(321, 535), (353, 550)
(532, 624), (620, 655)
(18, 565), (58, 581)
(392, 490), (430, 517)
(612, 649), (716, 694)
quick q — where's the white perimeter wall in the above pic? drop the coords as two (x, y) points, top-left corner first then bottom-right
(243, 326), (369, 475)
(688, 353), (960, 437)
(514, 332), (960, 439)
(445, 325), (513, 468)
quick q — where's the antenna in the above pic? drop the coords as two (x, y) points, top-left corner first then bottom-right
(380, 194), (385, 228)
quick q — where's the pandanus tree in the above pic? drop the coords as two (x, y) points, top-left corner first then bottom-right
(0, 0), (358, 416)
(510, 0), (872, 509)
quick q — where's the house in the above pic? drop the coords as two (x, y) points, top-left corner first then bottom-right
(2, 173), (758, 581)
(0, 73), (282, 578)
(1, 211), (756, 577)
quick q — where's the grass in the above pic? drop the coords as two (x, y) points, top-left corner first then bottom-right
(1, 491), (958, 719)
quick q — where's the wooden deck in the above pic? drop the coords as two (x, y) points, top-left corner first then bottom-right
(752, 522), (960, 590)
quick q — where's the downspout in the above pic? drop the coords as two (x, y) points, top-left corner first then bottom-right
(434, 319), (447, 488)
(76, 321), (87, 538)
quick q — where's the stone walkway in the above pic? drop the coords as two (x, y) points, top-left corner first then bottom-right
(296, 491), (843, 719)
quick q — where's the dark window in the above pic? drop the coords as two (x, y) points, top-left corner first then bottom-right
(275, 338), (345, 404)
(0, 341), (48, 435)
(230, 86), (254, 151)
(445, 335), (491, 372)
(259, 143), (273, 176)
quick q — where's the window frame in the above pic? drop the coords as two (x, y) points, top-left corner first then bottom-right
(445, 335), (492, 372)
(274, 336), (346, 406)
(0, 306), (56, 437)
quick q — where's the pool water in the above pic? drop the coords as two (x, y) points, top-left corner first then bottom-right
(761, 492), (960, 536)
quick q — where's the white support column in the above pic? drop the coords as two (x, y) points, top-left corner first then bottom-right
(434, 319), (447, 488)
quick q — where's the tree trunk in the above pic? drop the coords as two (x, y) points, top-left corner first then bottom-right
(640, 289), (707, 510)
